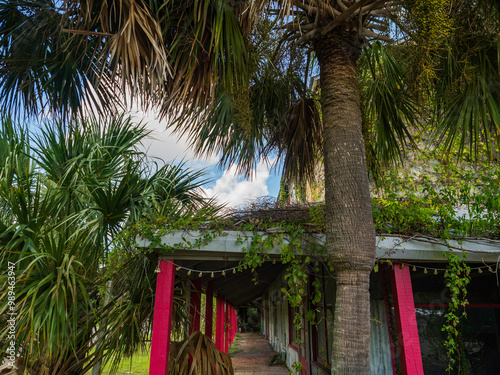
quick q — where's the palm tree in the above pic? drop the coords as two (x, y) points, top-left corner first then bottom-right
(1, 1), (499, 373)
(0, 115), (220, 374)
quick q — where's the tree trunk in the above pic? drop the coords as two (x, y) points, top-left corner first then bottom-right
(315, 30), (376, 374)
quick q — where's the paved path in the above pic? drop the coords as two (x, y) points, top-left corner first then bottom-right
(230, 332), (289, 375)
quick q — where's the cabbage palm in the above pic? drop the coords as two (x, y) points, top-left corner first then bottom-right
(0, 115), (219, 374)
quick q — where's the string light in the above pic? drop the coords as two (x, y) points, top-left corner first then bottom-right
(158, 260), (499, 280)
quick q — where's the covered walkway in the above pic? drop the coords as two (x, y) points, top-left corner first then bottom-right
(231, 333), (289, 375)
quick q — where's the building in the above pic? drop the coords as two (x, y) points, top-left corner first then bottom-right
(141, 230), (500, 374)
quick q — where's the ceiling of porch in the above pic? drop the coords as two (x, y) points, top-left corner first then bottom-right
(173, 258), (287, 307)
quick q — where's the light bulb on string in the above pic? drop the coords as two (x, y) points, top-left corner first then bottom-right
(233, 268), (236, 274)
(222, 271), (226, 276)
(211, 272), (214, 278)
(434, 269), (438, 275)
(412, 266), (417, 272)
(424, 268), (428, 274)
(188, 270), (192, 276)
(478, 268), (483, 274)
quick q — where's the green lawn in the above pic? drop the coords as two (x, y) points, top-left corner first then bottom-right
(93, 335), (241, 374)
(93, 348), (150, 375)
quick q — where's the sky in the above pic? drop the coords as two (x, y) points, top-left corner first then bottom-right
(132, 110), (281, 209)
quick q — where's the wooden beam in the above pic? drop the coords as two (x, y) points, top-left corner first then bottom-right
(391, 263), (424, 375)
(149, 259), (176, 375)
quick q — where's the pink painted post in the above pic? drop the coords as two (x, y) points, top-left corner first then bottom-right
(391, 263), (424, 375)
(205, 281), (214, 338)
(149, 259), (176, 375)
(189, 278), (202, 334)
(231, 306), (237, 342)
(215, 296), (224, 351)
(234, 307), (238, 337)
(229, 306), (234, 344)
(224, 301), (230, 353)
(228, 305), (234, 346)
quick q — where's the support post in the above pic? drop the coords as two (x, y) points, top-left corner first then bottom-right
(205, 280), (214, 339)
(391, 263), (424, 375)
(149, 259), (176, 375)
(231, 306), (237, 343)
(189, 278), (202, 334)
(224, 302), (230, 353)
(215, 296), (225, 351)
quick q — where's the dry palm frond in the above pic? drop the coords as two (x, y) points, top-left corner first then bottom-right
(169, 331), (234, 375)
(267, 97), (323, 183)
(64, 0), (170, 97)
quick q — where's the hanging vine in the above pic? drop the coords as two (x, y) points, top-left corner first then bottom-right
(442, 251), (471, 374)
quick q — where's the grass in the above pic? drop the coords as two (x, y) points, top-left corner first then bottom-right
(89, 347), (150, 375)
(228, 333), (242, 356)
(90, 334), (242, 374)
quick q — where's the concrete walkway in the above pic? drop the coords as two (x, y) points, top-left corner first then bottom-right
(230, 332), (289, 375)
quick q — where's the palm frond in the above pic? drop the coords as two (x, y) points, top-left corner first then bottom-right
(267, 97), (322, 182)
(0, 0), (119, 119)
(433, 35), (500, 160)
(359, 42), (419, 167)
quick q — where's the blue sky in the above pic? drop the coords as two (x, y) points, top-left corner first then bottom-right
(133, 110), (281, 208)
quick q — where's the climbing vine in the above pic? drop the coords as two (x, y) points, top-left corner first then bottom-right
(442, 251), (470, 374)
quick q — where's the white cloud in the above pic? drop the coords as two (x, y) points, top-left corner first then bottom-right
(123, 107), (278, 208)
(130, 109), (219, 169)
(203, 161), (271, 208)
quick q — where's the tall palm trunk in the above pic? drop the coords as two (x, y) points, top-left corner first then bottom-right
(315, 30), (376, 374)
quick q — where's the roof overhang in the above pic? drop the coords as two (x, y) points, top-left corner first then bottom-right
(137, 231), (500, 306)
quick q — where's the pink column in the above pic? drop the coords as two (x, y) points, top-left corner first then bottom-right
(224, 301), (230, 353)
(189, 278), (202, 334)
(391, 263), (424, 375)
(228, 305), (233, 347)
(233, 306), (238, 340)
(205, 281), (214, 338)
(215, 296), (225, 351)
(149, 259), (176, 375)
(230, 305), (237, 343)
